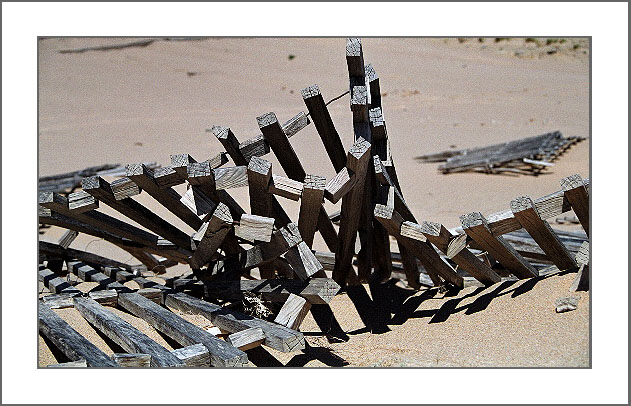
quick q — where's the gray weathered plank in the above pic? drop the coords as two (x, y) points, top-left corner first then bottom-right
(226, 327), (265, 351)
(274, 294), (311, 330)
(560, 174), (589, 236)
(298, 174), (326, 248)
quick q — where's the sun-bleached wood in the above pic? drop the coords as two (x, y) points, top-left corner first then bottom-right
(110, 177), (141, 200)
(186, 161), (215, 186)
(298, 174), (326, 248)
(180, 186), (217, 223)
(560, 174), (589, 236)
(226, 327), (265, 351)
(68, 190), (98, 212)
(284, 241), (324, 281)
(324, 167), (356, 204)
(570, 241), (589, 292)
(269, 174), (303, 200)
(333, 138), (371, 286)
(239, 134), (270, 162)
(189, 203), (233, 270)
(420, 221), (501, 285)
(111, 353), (152, 367)
(235, 214), (275, 243)
(374, 204), (463, 288)
(74, 297), (183, 367)
(301, 84), (346, 171)
(47, 359), (88, 368)
(39, 302), (117, 367)
(170, 343), (211, 367)
(203, 278), (340, 305)
(118, 292), (248, 367)
(164, 292), (305, 352)
(460, 212), (538, 279)
(153, 166), (182, 188)
(282, 111), (311, 139)
(510, 195), (577, 270)
(274, 294), (311, 330)
(210, 126), (248, 166)
(213, 166), (249, 190)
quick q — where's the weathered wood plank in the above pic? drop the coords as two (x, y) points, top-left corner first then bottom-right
(203, 278), (339, 305)
(110, 177), (141, 200)
(420, 221), (501, 285)
(81, 176), (191, 249)
(170, 343), (211, 367)
(47, 359), (88, 368)
(210, 126), (248, 166)
(560, 174), (589, 236)
(112, 353), (152, 367)
(324, 167), (357, 204)
(164, 292), (305, 352)
(226, 327), (265, 351)
(460, 212), (538, 279)
(570, 241), (589, 292)
(269, 174), (303, 201)
(239, 135), (270, 162)
(57, 229), (79, 249)
(374, 205), (463, 288)
(39, 241), (136, 271)
(301, 84), (346, 171)
(284, 241), (324, 281)
(274, 294), (311, 330)
(127, 163), (204, 230)
(235, 214), (275, 243)
(38, 302), (117, 367)
(298, 174), (326, 248)
(118, 293), (247, 367)
(189, 203), (233, 270)
(74, 296), (183, 367)
(332, 138), (372, 286)
(282, 111), (310, 139)
(68, 190), (98, 212)
(39, 269), (81, 295)
(213, 166), (249, 190)
(510, 196), (577, 270)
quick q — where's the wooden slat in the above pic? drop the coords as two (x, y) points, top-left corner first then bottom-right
(118, 292), (248, 367)
(110, 177), (141, 200)
(203, 278), (340, 305)
(235, 214), (275, 243)
(127, 163), (203, 230)
(269, 174), (303, 201)
(67, 261), (130, 291)
(460, 212), (538, 279)
(282, 111), (310, 139)
(164, 292), (305, 352)
(301, 84), (346, 171)
(239, 135), (270, 162)
(274, 294), (311, 330)
(298, 174), (326, 248)
(210, 126), (248, 166)
(74, 297), (183, 367)
(324, 167), (356, 204)
(112, 353), (152, 367)
(284, 241), (324, 281)
(332, 138), (372, 286)
(213, 166), (249, 190)
(226, 327), (265, 351)
(239, 223), (302, 270)
(570, 241), (589, 292)
(171, 343), (211, 367)
(560, 174), (590, 236)
(38, 302), (117, 367)
(419, 221), (501, 285)
(189, 203), (233, 270)
(39, 269), (81, 295)
(179, 186), (217, 223)
(510, 196), (577, 270)
(374, 204), (463, 288)
(68, 190), (98, 212)
(57, 230), (79, 249)
(39, 241), (137, 271)
(81, 176), (191, 249)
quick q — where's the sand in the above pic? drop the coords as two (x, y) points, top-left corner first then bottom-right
(38, 37), (589, 367)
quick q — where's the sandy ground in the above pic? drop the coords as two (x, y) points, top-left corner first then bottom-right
(38, 37), (589, 367)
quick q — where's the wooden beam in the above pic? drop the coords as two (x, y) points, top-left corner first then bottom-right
(74, 297), (183, 367)
(189, 203), (233, 270)
(274, 294), (311, 330)
(164, 292), (305, 352)
(332, 138), (372, 286)
(110, 177), (141, 200)
(324, 167), (356, 204)
(39, 241), (137, 271)
(67, 261), (130, 291)
(38, 302), (117, 367)
(180, 186), (217, 223)
(210, 126), (248, 166)
(171, 343), (211, 367)
(57, 230), (78, 249)
(460, 212), (538, 279)
(570, 241), (589, 292)
(301, 84), (346, 171)
(235, 214), (275, 243)
(269, 174), (303, 201)
(560, 174), (589, 236)
(81, 176), (191, 249)
(284, 241), (324, 281)
(203, 278), (340, 305)
(117, 292), (248, 367)
(226, 327), (265, 351)
(374, 205), (463, 288)
(111, 353), (152, 367)
(239, 135), (270, 162)
(420, 221), (501, 285)
(39, 269), (81, 295)
(213, 166), (248, 190)
(68, 190), (98, 212)
(298, 174), (326, 248)
(282, 111), (310, 139)
(510, 196), (577, 270)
